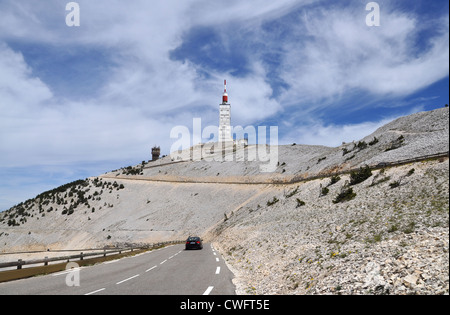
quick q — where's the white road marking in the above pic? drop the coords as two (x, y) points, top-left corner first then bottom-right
(203, 286), (214, 295)
(160, 259), (167, 265)
(116, 274), (139, 285)
(216, 257), (219, 262)
(146, 265), (157, 273)
(216, 267), (221, 275)
(52, 268), (81, 276)
(85, 288), (105, 295)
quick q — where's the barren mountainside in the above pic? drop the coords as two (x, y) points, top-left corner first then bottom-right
(0, 107), (448, 295)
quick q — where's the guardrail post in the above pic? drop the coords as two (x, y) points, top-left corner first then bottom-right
(104, 249), (106, 257)
(80, 252), (84, 261)
(17, 259), (23, 270)
(44, 257), (48, 266)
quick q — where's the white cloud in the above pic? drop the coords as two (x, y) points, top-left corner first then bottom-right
(0, 43), (53, 111)
(277, 5), (449, 107)
(187, 0), (314, 27)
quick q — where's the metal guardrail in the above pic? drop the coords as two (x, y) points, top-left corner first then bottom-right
(0, 240), (183, 271)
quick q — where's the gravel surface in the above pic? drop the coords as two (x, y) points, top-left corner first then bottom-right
(211, 159), (449, 295)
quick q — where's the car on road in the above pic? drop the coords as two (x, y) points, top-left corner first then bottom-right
(185, 236), (203, 250)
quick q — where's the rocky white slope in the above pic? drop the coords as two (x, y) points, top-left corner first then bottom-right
(209, 158), (449, 295)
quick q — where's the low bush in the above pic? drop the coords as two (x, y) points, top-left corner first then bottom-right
(333, 188), (356, 203)
(350, 166), (372, 185)
(267, 197), (279, 206)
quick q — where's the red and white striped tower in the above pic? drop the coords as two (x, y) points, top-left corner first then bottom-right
(219, 80), (232, 143)
(222, 79), (228, 104)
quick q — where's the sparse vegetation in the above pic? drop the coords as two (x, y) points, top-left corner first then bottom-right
(267, 197), (279, 206)
(286, 187), (299, 198)
(356, 141), (367, 151)
(402, 222), (416, 234)
(389, 180), (401, 189)
(370, 175), (391, 187)
(385, 135), (405, 152)
(342, 148), (351, 156)
(407, 168), (415, 176)
(333, 188), (356, 203)
(296, 198), (306, 208)
(122, 164), (144, 176)
(350, 166), (372, 185)
(369, 137), (379, 146)
(328, 175), (341, 186)
(0, 178), (126, 226)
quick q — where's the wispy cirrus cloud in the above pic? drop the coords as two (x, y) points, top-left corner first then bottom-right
(274, 3), (449, 107)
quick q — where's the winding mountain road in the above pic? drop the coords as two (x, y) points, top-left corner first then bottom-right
(0, 243), (235, 295)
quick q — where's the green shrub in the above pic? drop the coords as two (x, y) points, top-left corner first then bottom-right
(350, 166), (372, 185)
(389, 181), (401, 189)
(369, 137), (379, 146)
(403, 222), (415, 234)
(329, 175), (341, 186)
(342, 148), (351, 156)
(385, 135), (405, 152)
(333, 188), (356, 203)
(356, 141), (367, 150)
(296, 198), (306, 208)
(267, 197), (279, 206)
(286, 187), (299, 198)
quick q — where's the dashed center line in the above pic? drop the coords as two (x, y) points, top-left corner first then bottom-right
(203, 286), (214, 295)
(116, 274), (140, 285)
(146, 265), (157, 273)
(85, 288), (105, 295)
(83, 244), (227, 296)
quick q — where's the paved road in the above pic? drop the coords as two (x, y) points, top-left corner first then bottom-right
(0, 243), (235, 295)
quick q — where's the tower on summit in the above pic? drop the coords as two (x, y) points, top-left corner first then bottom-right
(219, 80), (233, 143)
(222, 79), (229, 104)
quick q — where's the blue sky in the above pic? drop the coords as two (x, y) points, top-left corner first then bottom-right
(0, 0), (448, 211)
